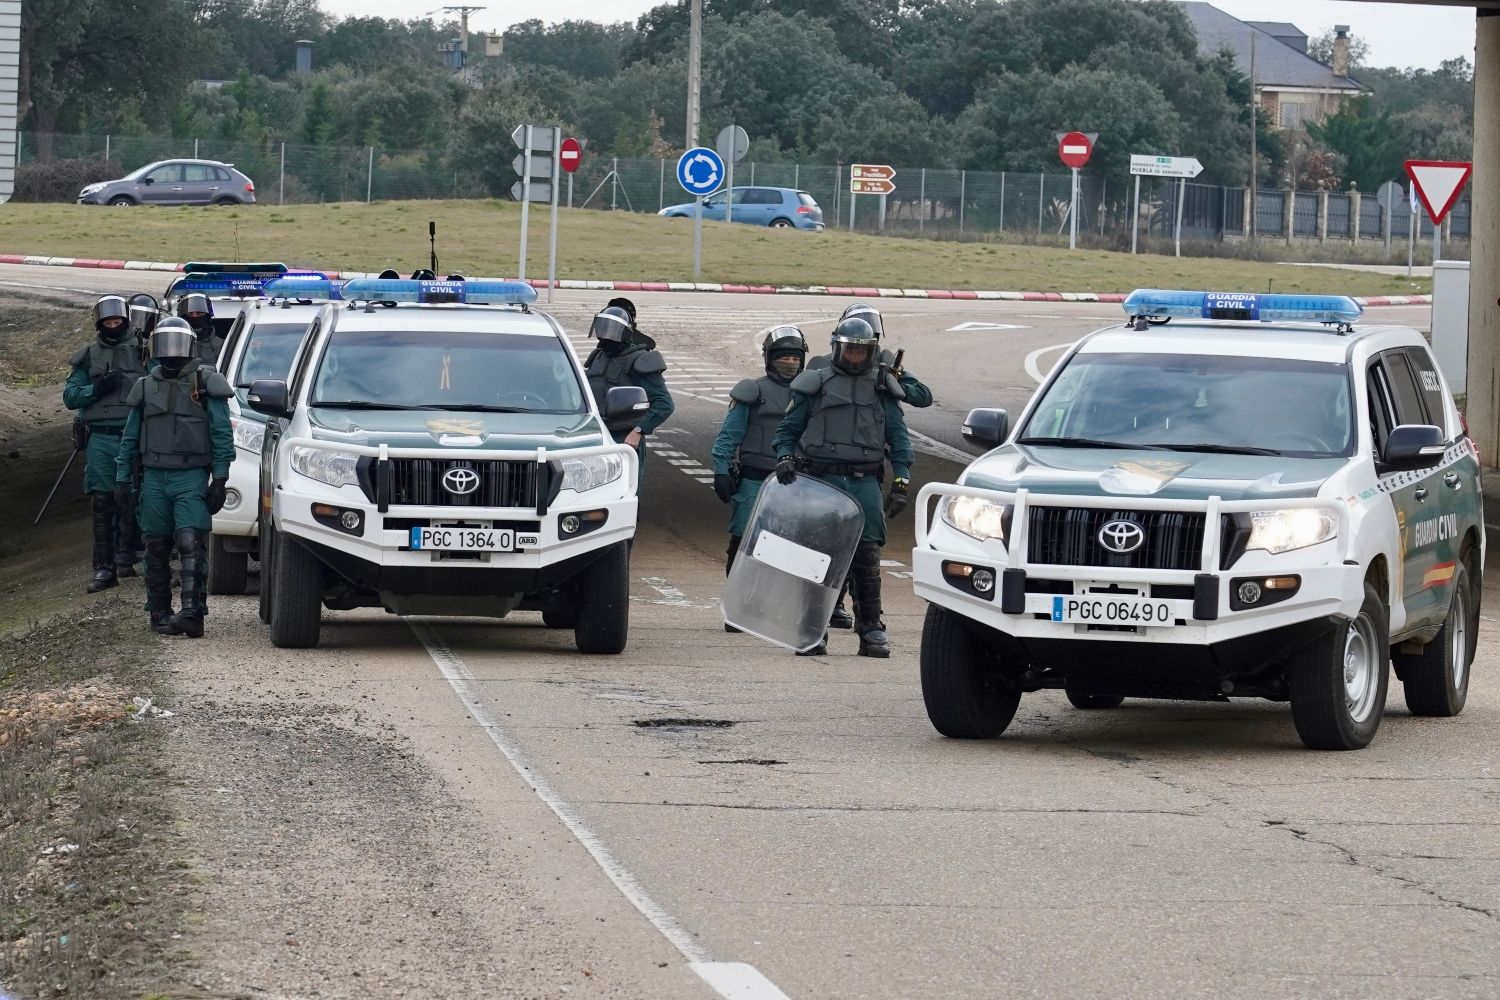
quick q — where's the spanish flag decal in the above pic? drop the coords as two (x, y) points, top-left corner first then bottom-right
(1422, 561), (1457, 590)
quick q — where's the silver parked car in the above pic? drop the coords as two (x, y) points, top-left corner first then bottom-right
(77, 159), (257, 207)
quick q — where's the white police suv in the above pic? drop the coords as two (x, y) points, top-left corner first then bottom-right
(207, 274), (339, 594)
(914, 290), (1483, 750)
(245, 278), (647, 653)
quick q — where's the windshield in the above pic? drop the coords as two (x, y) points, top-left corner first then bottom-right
(1020, 352), (1355, 459)
(310, 328), (587, 414)
(232, 322), (310, 390)
(124, 162), (160, 180)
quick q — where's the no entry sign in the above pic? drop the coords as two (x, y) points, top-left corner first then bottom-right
(1058, 132), (1094, 170)
(559, 137), (582, 174)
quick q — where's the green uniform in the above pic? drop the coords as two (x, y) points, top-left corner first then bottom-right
(64, 337), (146, 491)
(809, 351), (933, 408)
(584, 337), (674, 486)
(117, 364), (235, 534)
(713, 374), (795, 538)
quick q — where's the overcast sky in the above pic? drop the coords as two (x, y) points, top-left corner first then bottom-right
(317, 0), (1477, 71)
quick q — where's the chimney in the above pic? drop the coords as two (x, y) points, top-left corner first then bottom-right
(1332, 25), (1350, 77)
(295, 39), (314, 75)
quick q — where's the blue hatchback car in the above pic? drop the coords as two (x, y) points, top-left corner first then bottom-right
(658, 186), (824, 230)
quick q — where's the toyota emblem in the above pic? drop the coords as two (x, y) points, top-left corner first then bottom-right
(1098, 519), (1145, 554)
(442, 466), (480, 496)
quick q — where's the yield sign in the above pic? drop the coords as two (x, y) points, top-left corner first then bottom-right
(1404, 160), (1472, 225)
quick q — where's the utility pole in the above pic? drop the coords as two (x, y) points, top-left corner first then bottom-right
(440, 6), (486, 84)
(1248, 32), (1258, 241)
(685, 0), (702, 147)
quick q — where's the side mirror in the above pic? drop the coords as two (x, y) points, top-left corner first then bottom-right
(141, 176), (155, 185)
(962, 408), (1009, 449)
(603, 386), (649, 429)
(246, 378), (293, 420)
(1381, 424), (1446, 471)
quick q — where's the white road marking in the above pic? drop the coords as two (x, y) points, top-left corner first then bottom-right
(945, 322), (1028, 332)
(411, 625), (788, 1000)
(1024, 343), (1073, 384)
(667, 458), (699, 466)
(641, 576), (714, 609)
(695, 477), (716, 484)
(908, 428), (973, 465)
(879, 559), (905, 567)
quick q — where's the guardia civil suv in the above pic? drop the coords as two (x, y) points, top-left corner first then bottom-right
(913, 290), (1483, 751)
(246, 278), (647, 653)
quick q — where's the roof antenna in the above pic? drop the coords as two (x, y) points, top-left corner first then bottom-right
(429, 221), (439, 276)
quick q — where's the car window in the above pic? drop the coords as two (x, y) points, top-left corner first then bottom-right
(213, 167), (232, 182)
(233, 321), (315, 400)
(1379, 350), (1430, 426)
(1021, 351), (1355, 458)
(748, 189), (781, 205)
(728, 189), (752, 205)
(797, 192), (818, 207)
(183, 164), (212, 183)
(1366, 363), (1398, 454)
(310, 328), (587, 414)
(146, 164), (182, 184)
(218, 311), (249, 375)
(1403, 345), (1451, 437)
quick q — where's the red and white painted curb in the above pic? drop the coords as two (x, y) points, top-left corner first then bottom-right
(0, 253), (1434, 307)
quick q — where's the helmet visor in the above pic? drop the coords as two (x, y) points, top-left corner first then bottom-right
(588, 308), (632, 343)
(151, 327), (195, 361)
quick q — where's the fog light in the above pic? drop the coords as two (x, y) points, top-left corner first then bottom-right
(222, 488), (241, 512)
(340, 510), (361, 531)
(1238, 581), (1262, 605)
(1264, 576), (1299, 591)
(561, 514), (580, 535)
(971, 568), (995, 594)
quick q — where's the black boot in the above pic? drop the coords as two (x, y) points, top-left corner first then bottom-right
(145, 536), (182, 635)
(170, 528), (207, 638)
(851, 542), (890, 658)
(829, 577), (854, 630)
(723, 534), (743, 632)
(113, 486), (139, 577)
(87, 493), (118, 593)
(795, 632), (828, 656)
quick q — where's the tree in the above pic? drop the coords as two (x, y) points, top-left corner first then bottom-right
(503, 19), (635, 80)
(1306, 98), (1404, 192)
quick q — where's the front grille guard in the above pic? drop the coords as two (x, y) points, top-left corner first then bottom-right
(915, 483), (1351, 585)
(282, 437), (637, 518)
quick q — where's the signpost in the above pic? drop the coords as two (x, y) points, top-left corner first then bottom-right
(849, 164), (895, 232)
(510, 124), (562, 299)
(0, 1), (17, 205)
(1405, 159), (1473, 264)
(716, 125), (748, 224)
(1129, 154), (1204, 257)
(678, 146), (725, 279)
(1056, 132), (1096, 250)
(1375, 179), (1403, 259)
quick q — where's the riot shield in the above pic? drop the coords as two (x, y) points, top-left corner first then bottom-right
(722, 475), (864, 652)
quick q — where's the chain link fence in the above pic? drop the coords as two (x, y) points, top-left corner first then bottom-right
(15, 131), (1471, 254)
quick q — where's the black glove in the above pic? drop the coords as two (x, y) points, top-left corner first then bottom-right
(114, 482), (133, 510)
(884, 478), (910, 518)
(206, 477), (228, 514)
(775, 455), (797, 485)
(713, 473), (736, 503)
(92, 370), (122, 396)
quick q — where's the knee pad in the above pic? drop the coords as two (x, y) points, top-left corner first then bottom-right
(174, 527), (204, 557)
(90, 492), (117, 516)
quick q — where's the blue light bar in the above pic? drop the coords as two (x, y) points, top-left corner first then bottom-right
(1123, 289), (1362, 325)
(339, 278), (538, 306)
(263, 274), (341, 300)
(175, 269), (327, 298)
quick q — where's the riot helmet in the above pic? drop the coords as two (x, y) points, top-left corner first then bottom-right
(92, 295), (130, 344)
(606, 297), (637, 325)
(762, 325), (807, 382)
(588, 306), (634, 350)
(177, 293), (213, 335)
(377, 268), (401, 280)
(152, 317), (196, 378)
(829, 317), (878, 375)
(411, 268), (437, 281)
(839, 302), (884, 339)
(446, 273), (466, 282)
(126, 293), (160, 338)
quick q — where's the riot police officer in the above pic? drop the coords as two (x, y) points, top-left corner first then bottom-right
(773, 317), (914, 658)
(116, 317), (235, 638)
(583, 303), (674, 483)
(177, 293), (221, 367)
(64, 295), (148, 592)
(808, 303), (933, 407)
(712, 326), (808, 572)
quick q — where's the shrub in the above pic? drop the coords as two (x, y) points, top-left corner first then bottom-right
(14, 156), (121, 203)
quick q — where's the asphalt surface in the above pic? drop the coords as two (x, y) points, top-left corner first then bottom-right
(8, 263), (1494, 999)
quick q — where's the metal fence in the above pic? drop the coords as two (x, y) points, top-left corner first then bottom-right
(16, 131), (1471, 250)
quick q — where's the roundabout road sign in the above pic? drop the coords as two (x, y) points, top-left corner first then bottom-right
(677, 147), (725, 197)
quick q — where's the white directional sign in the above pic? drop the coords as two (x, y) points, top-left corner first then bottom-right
(1130, 154), (1204, 179)
(512, 124), (558, 152)
(513, 153), (553, 180)
(510, 181), (552, 203)
(0, 1), (19, 205)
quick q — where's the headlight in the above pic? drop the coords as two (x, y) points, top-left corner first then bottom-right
(79, 183), (103, 196)
(940, 494), (1009, 542)
(1247, 508), (1338, 554)
(231, 416), (264, 455)
(560, 453), (625, 493)
(289, 445), (361, 489)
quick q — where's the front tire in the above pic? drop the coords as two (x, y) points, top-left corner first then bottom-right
(269, 530), (323, 649)
(1289, 581), (1389, 750)
(207, 533), (248, 595)
(920, 604), (1022, 738)
(108, 196), (135, 207)
(573, 543), (629, 654)
(1396, 561), (1475, 717)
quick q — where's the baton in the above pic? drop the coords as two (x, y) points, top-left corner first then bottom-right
(34, 449), (80, 525)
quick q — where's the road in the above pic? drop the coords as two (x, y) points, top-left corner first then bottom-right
(7, 263), (1493, 999)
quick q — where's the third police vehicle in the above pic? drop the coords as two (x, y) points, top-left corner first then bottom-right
(246, 278), (647, 653)
(914, 290), (1482, 751)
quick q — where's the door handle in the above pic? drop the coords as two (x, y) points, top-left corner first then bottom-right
(1414, 486), (1429, 502)
(1444, 473), (1462, 490)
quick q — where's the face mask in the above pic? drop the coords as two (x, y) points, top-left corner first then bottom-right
(98, 322), (126, 344)
(158, 359), (186, 378)
(770, 355), (802, 378)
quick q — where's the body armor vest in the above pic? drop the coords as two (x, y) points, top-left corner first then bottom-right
(139, 364), (214, 469)
(79, 338), (146, 425)
(585, 346), (643, 410)
(738, 377), (794, 472)
(194, 334), (224, 368)
(800, 369), (886, 466)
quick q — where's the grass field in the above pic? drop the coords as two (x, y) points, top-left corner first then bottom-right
(0, 200), (1432, 295)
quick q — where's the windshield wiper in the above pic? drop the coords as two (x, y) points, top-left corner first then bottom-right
(1017, 437), (1164, 450)
(423, 403), (534, 413)
(1153, 442), (1283, 457)
(312, 400), (431, 410)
